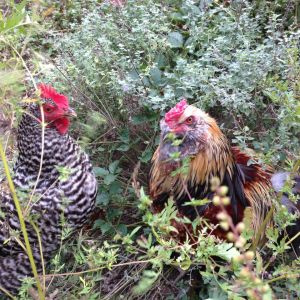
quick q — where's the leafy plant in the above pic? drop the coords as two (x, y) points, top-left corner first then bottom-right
(1, 0), (299, 299)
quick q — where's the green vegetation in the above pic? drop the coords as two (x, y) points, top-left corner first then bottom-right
(0, 0), (299, 299)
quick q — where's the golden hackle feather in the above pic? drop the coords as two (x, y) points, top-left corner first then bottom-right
(150, 104), (275, 242)
(150, 107), (235, 200)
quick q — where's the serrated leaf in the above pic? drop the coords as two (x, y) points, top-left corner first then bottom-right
(93, 219), (112, 234)
(104, 174), (116, 185)
(94, 167), (109, 177)
(107, 208), (121, 220)
(100, 222), (113, 234)
(96, 192), (109, 205)
(109, 181), (122, 194)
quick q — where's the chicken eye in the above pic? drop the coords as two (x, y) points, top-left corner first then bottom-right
(185, 117), (193, 124)
(44, 106), (53, 113)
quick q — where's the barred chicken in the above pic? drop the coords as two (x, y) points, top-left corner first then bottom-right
(0, 84), (97, 294)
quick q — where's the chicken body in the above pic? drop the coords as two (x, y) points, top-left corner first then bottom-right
(150, 100), (299, 253)
(0, 85), (97, 294)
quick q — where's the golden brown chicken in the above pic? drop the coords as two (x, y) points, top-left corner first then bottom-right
(149, 100), (299, 252)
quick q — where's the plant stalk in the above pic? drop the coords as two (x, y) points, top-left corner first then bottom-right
(0, 141), (45, 300)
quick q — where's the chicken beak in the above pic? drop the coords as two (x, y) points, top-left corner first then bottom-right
(66, 107), (77, 118)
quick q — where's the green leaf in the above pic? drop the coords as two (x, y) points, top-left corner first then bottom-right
(117, 223), (127, 235)
(130, 226), (142, 237)
(179, 258), (191, 271)
(133, 269), (159, 295)
(155, 53), (167, 68)
(0, 0), (27, 32)
(168, 32), (184, 48)
(96, 192), (110, 206)
(93, 219), (112, 234)
(184, 198), (211, 206)
(108, 160), (119, 174)
(94, 167), (109, 177)
(167, 226), (179, 234)
(139, 148), (153, 163)
(128, 70), (140, 81)
(132, 110), (158, 125)
(104, 174), (116, 185)
(137, 238), (148, 249)
(215, 243), (240, 261)
(107, 208), (121, 220)
(149, 67), (162, 86)
(100, 222), (112, 234)
(117, 144), (130, 151)
(119, 128), (130, 143)
(109, 181), (122, 194)
(89, 111), (107, 126)
(0, 70), (24, 88)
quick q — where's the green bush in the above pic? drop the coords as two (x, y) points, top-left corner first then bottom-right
(44, 0), (299, 165)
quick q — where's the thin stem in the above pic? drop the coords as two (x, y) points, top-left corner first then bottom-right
(267, 273), (300, 284)
(0, 141), (45, 299)
(30, 221), (46, 292)
(45, 259), (152, 278)
(25, 105), (45, 215)
(0, 286), (16, 300)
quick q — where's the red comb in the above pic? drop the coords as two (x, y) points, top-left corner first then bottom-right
(165, 99), (188, 123)
(38, 84), (69, 108)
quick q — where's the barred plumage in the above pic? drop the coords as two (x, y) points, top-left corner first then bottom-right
(0, 84), (97, 295)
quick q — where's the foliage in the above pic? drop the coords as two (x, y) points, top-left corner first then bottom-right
(1, 0), (299, 299)
(43, 0), (300, 164)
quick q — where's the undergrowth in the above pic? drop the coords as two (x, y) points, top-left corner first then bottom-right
(0, 0), (299, 299)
